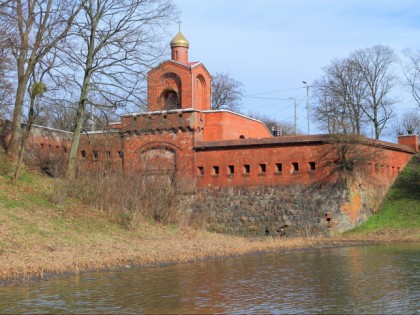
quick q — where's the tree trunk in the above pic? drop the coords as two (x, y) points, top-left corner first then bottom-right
(11, 134), (26, 184)
(65, 101), (85, 179)
(7, 76), (28, 160)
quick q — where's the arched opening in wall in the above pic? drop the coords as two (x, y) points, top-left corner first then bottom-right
(157, 72), (181, 110)
(139, 145), (177, 222)
(140, 147), (176, 182)
(161, 90), (180, 110)
(195, 74), (207, 107)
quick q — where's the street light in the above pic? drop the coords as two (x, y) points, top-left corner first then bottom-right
(303, 81), (310, 135)
(289, 97), (297, 135)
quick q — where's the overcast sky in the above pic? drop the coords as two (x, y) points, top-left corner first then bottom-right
(171, 0), (420, 138)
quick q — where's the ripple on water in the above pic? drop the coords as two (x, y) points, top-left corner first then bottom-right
(1, 243), (419, 314)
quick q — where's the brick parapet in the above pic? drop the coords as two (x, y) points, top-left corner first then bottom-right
(196, 134), (416, 154)
(398, 134), (419, 152)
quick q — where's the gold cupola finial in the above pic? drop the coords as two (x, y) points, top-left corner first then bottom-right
(170, 21), (189, 48)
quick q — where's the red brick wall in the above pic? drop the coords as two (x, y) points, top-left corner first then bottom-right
(78, 131), (124, 171)
(398, 134), (419, 152)
(147, 62), (211, 112)
(202, 111), (271, 141)
(194, 137), (414, 189)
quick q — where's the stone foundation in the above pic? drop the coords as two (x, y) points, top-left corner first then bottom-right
(193, 184), (381, 237)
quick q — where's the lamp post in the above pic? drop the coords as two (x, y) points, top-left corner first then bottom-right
(289, 97), (297, 135)
(303, 81), (310, 135)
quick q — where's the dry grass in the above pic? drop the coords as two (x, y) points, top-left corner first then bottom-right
(0, 156), (418, 284)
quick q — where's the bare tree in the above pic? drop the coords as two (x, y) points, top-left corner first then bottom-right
(401, 49), (420, 108)
(0, 25), (14, 118)
(314, 58), (367, 135)
(314, 45), (397, 139)
(12, 72), (47, 183)
(351, 45), (397, 139)
(391, 110), (420, 136)
(211, 72), (244, 111)
(0, 0), (84, 159)
(62, 0), (177, 178)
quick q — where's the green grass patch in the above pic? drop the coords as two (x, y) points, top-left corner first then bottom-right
(349, 154), (420, 234)
(0, 194), (26, 209)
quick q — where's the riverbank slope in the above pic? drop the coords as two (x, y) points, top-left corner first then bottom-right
(0, 153), (418, 283)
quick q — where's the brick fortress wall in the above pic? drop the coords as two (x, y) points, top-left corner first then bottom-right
(74, 112), (417, 236)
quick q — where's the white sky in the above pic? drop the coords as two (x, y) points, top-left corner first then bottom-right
(170, 0), (420, 139)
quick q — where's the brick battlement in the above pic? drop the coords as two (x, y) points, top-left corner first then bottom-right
(119, 109), (205, 133)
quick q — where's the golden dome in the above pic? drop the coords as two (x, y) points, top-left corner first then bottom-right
(170, 32), (189, 48)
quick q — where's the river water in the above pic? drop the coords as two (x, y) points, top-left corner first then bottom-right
(1, 243), (419, 314)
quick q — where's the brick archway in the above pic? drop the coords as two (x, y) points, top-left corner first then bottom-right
(138, 142), (181, 187)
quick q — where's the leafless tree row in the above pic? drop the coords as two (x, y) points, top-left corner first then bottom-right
(313, 45), (398, 139)
(0, 0), (177, 180)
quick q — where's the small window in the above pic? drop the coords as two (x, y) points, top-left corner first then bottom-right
(198, 166), (204, 175)
(175, 50), (178, 59)
(275, 163), (282, 173)
(309, 162), (316, 171)
(213, 166), (219, 175)
(239, 135), (245, 139)
(64, 147), (67, 153)
(81, 150), (86, 158)
(243, 164), (250, 174)
(40, 143), (44, 147)
(259, 163), (266, 173)
(93, 150), (99, 159)
(228, 165), (235, 174)
(105, 151), (111, 158)
(292, 162), (299, 172)
(118, 151), (124, 158)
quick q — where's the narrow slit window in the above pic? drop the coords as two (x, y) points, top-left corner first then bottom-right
(105, 151), (111, 158)
(275, 163), (282, 172)
(213, 166), (219, 175)
(93, 150), (99, 159)
(259, 163), (266, 173)
(292, 162), (299, 172)
(198, 166), (204, 175)
(243, 164), (250, 174)
(228, 165), (235, 174)
(309, 162), (315, 171)
(81, 150), (86, 158)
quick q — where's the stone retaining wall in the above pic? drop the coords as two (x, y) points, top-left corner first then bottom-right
(193, 184), (381, 237)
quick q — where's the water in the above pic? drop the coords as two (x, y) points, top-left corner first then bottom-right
(1, 243), (419, 314)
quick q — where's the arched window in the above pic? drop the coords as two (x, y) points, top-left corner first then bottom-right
(163, 90), (180, 110)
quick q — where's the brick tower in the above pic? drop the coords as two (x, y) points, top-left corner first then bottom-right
(147, 31), (212, 112)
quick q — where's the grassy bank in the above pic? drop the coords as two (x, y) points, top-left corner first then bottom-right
(0, 153), (418, 283)
(343, 153), (420, 240)
(0, 156), (330, 283)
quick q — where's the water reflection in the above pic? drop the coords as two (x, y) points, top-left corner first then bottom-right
(1, 243), (419, 314)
